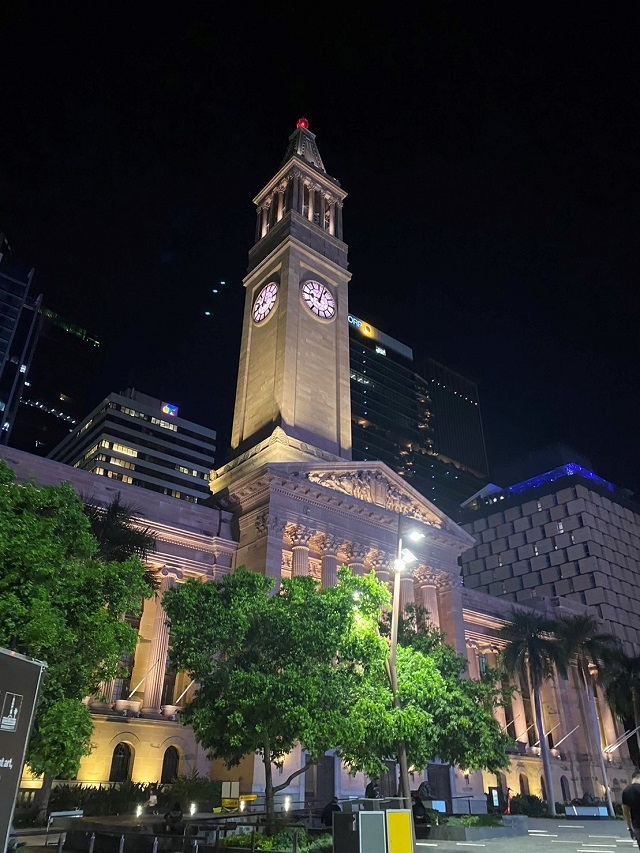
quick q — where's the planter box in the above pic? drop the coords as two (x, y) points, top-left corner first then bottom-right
(430, 817), (528, 842)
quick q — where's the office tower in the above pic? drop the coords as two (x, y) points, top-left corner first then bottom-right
(348, 314), (488, 516)
(10, 308), (102, 455)
(50, 388), (216, 503)
(0, 247), (41, 443)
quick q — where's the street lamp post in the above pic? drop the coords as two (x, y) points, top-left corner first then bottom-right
(388, 515), (424, 811)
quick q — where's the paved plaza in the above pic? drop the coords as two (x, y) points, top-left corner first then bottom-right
(417, 819), (637, 853)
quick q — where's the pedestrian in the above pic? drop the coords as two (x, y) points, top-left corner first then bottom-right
(144, 786), (159, 815)
(164, 802), (184, 833)
(365, 777), (380, 799)
(622, 770), (640, 849)
(321, 797), (341, 827)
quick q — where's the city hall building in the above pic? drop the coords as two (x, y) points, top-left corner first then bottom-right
(6, 119), (637, 810)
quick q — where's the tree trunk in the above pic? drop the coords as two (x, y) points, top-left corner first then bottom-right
(580, 660), (614, 818)
(263, 738), (275, 834)
(533, 683), (556, 816)
(632, 686), (640, 758)
(34, 773), (54, 826)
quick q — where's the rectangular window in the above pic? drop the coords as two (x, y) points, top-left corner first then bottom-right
(176, 465), (189, 475)
(151, 417), (178, 432)
(120, 406), (147, 420)
(100, 439), (110, 449)
(478, 653), (488, 676)
(558, 521), (564, 534)
(79, 418), (93, 434)
(107, 471), (133, 484)
(92, 466), (105, 475)
(111, 457), (135, 470)
(112, 443), (138, 457)
(84, 444), (99, 460)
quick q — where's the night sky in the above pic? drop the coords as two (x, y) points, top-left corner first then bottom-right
(1, 5), (639, 490)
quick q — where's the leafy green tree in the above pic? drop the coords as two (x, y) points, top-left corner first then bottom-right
(84, 492), (157, 587)
(599, 649), (640, 766)
(500, 610), (567, 817)
(0, 461), (152, 820)
(556, 614), (618, 816)
(163, 566), (389, 825)
(346, 604), (511, 779)
(165, 568), (509, 823)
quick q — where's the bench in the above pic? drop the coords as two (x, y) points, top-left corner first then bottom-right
(565, 805), (609, 819)
(46, 811), (84, 845)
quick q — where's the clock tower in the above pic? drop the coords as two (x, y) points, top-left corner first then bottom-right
(229, 118), (352, 461)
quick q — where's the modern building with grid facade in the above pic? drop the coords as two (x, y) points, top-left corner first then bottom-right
(460, 459), (640, 654)
(49, 388), (215, 503)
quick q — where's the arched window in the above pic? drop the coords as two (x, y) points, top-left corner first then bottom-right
(161, 746), (180, 784)
(109, 742), (132, 782)
(560, 775), (571, 802)
(540, 775), (547, 802)
(519, 773), (530, 797)
(497, 772), (508, 796)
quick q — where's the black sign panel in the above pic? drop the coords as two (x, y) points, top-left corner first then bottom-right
(0, 648), (46, 853)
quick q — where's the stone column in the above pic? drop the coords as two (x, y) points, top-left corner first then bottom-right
(368, 551), (391, 586)
(345, 544), (368, 576)
(142, 577), (172, 714)
(336, 201), (343, 239)
(261, 205), (269, 238)
(287, 525), (312, 577)
(277, 185), (285, 221)
(399, 574), (415, 614)
(329, 201), (336, 236)
(318, 534), (340, 588)
(488, 648), (508, 731)
(318, 193), (326, 229)
(512, 678), (529, 744)
(308, 187), (315, 222)
(416, 568), (440, 628)
(255, 207), (262, 242)
(466, 640), (480, 679)
(436, 573), (466, 654)
(297, 173), (305, 211)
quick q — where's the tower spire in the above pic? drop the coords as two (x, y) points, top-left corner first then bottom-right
(281, 117), (326, 172)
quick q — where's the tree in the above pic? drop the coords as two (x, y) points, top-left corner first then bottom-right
(84, 492), (157, 587)
(165, 569), (509, 825)
(0, 461), (152, 820)
(347, 604), (511, 780)
(163, 566), (389, 826)
(499, 610), (567, 817)
(556, 614), (618, 816)
(599, 650), (640, 767)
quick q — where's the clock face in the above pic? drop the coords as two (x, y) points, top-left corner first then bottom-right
(252, 281), (279, 323)
(301, 280), (336, 320)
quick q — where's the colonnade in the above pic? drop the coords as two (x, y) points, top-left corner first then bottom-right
(255, 171), (344, 241)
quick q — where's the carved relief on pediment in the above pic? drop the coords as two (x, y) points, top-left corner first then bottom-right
(306, 469), (442, 528)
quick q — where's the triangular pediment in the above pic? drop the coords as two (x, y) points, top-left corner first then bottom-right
(275, 460), (474, 545)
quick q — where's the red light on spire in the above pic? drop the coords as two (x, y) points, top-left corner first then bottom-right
(296, 117), (309, 129)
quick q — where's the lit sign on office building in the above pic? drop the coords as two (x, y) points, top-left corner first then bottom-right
(162, 403), (179, 417)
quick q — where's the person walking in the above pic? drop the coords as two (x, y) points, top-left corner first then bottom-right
(622, 770), (640, 849)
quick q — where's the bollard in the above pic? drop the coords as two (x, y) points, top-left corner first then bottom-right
(292, 827), (298, 853)
(250, 830), (256, 853)
(152, 838), (158, 853)
(192, 841), (198, 853)
(57, 835), (64, 853)
(118, 834), (125, 853)
(88, 833), (95, 853)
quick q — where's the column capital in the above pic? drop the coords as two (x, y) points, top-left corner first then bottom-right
(286, 524), (312, 548)
(316, 533), (341, 557)
(414, 567), (440, 587)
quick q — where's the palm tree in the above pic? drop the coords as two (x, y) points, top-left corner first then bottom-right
(500, 610), (566, 817)
(599, 649), (640, 767)
(556, 614), (618, 817)
(84, 492), (158, 588)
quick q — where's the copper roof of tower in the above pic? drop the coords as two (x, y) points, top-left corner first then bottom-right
(281, 118), (326, 173)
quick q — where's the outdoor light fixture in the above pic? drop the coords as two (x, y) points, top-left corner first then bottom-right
(190, 802), (197, 816)
(240, 800), (246, 812)
(283, 796), (291, 812)
(136, 805), (142, 818)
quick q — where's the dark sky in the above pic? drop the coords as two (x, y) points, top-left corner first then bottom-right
(1, 5), (639, 489)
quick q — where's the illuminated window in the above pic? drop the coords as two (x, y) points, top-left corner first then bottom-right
(120, 406), (146, 420)
(112, 443), (137, 457)
(151, 417), (178, 432)
(100, 439), (110, 449)
(478, 654), (488, 676)
(107, 471), (133, 484)
(84, 444), (99, 460)
(177, 466), (189, 475)
(558, 521), (564, 534)
(93, 467), (105, 475)
(79, 419), (93, 434)
(111, 457), (135, 470)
